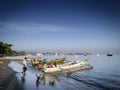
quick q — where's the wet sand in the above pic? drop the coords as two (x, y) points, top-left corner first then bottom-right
(0, 60), (23, 90)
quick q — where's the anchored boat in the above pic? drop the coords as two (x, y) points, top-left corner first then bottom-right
(107, 53), (113, 56)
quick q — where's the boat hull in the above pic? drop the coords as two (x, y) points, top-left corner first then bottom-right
(44, 58), (92, 73)
(44, 64), (93, 73)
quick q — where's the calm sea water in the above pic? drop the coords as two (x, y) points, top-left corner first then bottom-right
(9, 55), (120, 90)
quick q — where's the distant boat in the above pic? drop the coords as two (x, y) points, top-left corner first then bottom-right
(107, 53), (113, 56)
(96, 54), (100, 56)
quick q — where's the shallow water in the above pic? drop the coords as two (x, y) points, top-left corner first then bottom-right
(9, 55), (120, 90)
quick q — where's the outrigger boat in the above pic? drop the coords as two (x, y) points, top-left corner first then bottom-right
(31, 57), (66, 66)
(44, 58), (93, 73)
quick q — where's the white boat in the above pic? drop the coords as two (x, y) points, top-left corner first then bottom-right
(44, 58), (90, 73)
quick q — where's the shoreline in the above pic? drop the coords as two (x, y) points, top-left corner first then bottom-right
(0, 58), (23, 61)
(0, 60), (23, 90)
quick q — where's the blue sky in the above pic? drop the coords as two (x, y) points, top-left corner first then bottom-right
(0, 0), (120, 54)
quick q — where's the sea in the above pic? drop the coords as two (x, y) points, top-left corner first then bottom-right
(8, 55), (120, 90)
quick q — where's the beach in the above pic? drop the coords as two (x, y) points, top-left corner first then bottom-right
(0, 55), (120, 90)
(0, 58), (23, 61)
(0, 60), (22, 90)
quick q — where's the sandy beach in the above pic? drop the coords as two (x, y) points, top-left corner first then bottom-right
(0, 58), (23, 61)
(0, 60), (23, 90)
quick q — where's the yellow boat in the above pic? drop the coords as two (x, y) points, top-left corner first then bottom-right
(31, 57), (66, 66)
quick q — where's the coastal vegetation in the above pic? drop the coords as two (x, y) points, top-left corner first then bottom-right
(0, 42), (25, 57)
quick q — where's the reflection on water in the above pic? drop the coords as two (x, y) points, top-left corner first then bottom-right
(21, 73), (26, 84)
(35, 73), (56, 87)
(8, 55), (120, 90)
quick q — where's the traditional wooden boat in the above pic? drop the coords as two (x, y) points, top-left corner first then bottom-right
(44, 58), (91, 73)
(31, 57), (66, 66)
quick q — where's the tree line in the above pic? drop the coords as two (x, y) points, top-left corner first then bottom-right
(0, 42), (25, 57)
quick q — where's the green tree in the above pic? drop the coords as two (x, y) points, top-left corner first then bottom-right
(0, 42), (13, 57)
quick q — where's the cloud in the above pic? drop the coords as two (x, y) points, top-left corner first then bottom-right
(0, 21), (76, 32)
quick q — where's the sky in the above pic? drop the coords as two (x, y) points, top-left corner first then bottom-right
(0, 0), (120, 54)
